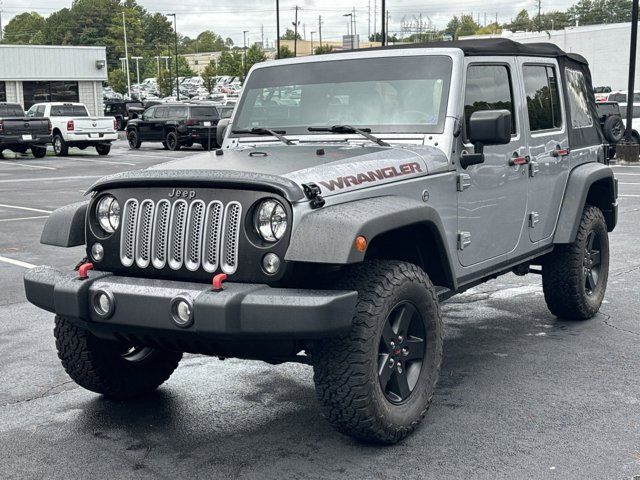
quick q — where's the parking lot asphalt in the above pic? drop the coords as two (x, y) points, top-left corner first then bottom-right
(0, 141), (639, 480)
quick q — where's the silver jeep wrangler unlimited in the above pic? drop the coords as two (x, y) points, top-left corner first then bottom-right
(25, 39), (617, 444)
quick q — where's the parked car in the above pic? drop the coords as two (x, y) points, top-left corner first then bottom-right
(0, 102), (51, 158)
(104, 100), (144, 130)
(25, 39), (617, 444)
(27, 102), (118, 156)
(126, 103), (221, 151)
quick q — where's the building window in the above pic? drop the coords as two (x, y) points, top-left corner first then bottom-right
(23, 81), (79, 110)
(0, 82), (6, 102)
(523, 65), (562, 132)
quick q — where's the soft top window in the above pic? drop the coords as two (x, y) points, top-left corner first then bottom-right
(565, 68), (593, 129)
(51, 105), (88, 116)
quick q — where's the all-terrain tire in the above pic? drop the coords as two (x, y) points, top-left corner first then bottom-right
(542, 206), (610, 320)
(312, 260), (443, 444)
(127, 129), (141, 149)
(54, 315), (182, 399)
(31, 146), (47, 158)
(95, 144), (111, 155)
(165, 130), (180, 151)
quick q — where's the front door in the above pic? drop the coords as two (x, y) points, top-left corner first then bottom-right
(519, 60), (571, 243)
(457, 59), (529, 267)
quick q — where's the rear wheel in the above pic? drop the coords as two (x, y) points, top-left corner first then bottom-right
(313, 260), (443, 444)
(542, 206), (610, 320)
(95, 144), (111, 156)
(52, 133), (69, 156)
(165, 131), (180, 151)
(31, 146), (47, 158)
(54, 315), (182, 399)
(127, 129), (141, 149)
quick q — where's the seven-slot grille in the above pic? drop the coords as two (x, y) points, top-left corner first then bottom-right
(120, 198), (242, 274)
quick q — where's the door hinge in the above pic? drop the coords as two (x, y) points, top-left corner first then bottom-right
(457, 231), (472, 250)
(529, 212), (540, 228)
(457, 173), (471, 192)
(529, 161), (539, 177)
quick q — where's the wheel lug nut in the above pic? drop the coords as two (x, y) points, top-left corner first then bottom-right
(390, 341), (395, 348)
(402, 348), (408, 356)
(388, 358), (395, 368)
(397, 336), (403, 343)
(397, 365), (403, 373)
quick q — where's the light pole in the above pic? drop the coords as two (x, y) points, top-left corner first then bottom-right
(122, 12), (131, 98)
(310, 31), (315, 54)
(243, 30), (249, 77)
(276, 0), (280, 59)
(166, 13), (180, 100)
(381, 0), (386, 46)
(131, 56), (143, 86)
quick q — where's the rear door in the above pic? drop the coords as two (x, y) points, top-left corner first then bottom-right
(457, 59), (529, 267)
(519, 59), (570, 243)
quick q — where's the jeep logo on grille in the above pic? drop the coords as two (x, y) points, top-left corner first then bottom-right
(169, 188), (196, 199)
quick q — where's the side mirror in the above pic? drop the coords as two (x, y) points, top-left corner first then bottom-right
(216, 118), (230, 147)
(461, 109), (512, 169)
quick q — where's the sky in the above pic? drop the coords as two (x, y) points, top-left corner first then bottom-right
(1, 0), (574, 46)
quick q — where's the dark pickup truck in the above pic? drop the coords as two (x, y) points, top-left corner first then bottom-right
(0, 102), (51, 158)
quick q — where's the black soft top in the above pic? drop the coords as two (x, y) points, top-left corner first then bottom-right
(363, 38), (588, 65)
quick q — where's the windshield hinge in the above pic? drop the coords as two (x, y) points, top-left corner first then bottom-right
(457, 173), (472, 192)
(302, 183), (326, 209)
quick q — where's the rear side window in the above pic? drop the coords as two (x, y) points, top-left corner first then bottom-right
(50, 105), (88, 116)
(464, 65), (516, 137)
(0, 104), (24, 116)
(155, 107), (168, 119)
(168, 106), (188, 118)
(523, 65), (562, 132)
(190, 106), (219, 118)
(565, 68), (594, 129)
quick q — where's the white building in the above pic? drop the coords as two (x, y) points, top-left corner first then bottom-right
(460, 22), (638, 90)
(0, 45), (107, 116)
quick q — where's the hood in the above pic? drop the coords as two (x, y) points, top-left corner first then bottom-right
(88, 144), (449, 201)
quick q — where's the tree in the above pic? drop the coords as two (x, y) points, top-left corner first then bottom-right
(278, 45), (295, 59)
(537, 11), (572, 30)
(475, 23), (502, 35)
(505, 9), (534, 32)
(144, 13), (174, 52)
(444, 16), (461, 38)
(457, 14), (480, 37)
(194, 31), (227, 52)
(157, 69), (173, 97)
(314, 45), (334, 55)
(245, 44), (266, 71)
(217, 50), (243, 76)
(2, 12), (45, 44)
(280, 28), (301, 40)
(108, 69), (128, 94)
(201, 61), (217, 93)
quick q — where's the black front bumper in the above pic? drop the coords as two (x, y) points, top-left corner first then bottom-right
(24, 266), (357, 340)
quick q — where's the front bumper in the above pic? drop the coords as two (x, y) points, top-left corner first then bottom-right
(24, 266), (357, 339)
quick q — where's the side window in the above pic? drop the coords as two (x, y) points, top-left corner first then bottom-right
(36, 106), (46, 117)
(464, 65), (516, 138)
(565, 68), (594, 129)
(155, 107), (168, 119)
(168, 106), (187, 118)
(523, 65), (562, 132)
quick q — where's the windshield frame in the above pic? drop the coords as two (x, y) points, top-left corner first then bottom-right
(230, 52), (454, 138)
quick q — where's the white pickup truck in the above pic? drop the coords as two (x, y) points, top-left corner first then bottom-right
(26, 102), (118, 156)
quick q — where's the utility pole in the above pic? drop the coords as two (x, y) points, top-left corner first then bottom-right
(373, 0), (377, 42)
(318, 15), (323, 47)
(276, 0), (281, 59)
(310, 31), (315, 54)
(0, 0), (3, 42)
(537, 0), (542, 31)
(261, 24), (264, 47)
(166, 14), (179, 100)
(131, 56), (143, 86)
(386, 10), (390, 45)
(122, 12), (131, 98)
(625, 0), (639, 143)
(293, 6), (300, 57)
(243, 30), (249, 77)
(368, 0), (371, 39)
(381, 0), (386, 45)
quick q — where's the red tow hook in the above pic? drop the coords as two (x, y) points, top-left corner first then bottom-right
(212, 273), (228, 291)
(78, 262), (94, 279)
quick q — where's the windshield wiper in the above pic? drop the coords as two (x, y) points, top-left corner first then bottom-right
(307, 125), (390, 147)
(231, 127), (294, 145)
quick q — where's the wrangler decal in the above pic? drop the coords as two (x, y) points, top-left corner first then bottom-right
(318, 162), (423, 191)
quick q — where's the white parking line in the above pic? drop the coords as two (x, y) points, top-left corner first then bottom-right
(614, 173), (640, 175)
(618, 182), (640, 185)
(0, 161), (56, 171)
(619, 194), (640, 197)
(0, 204), (53, 214)
(0, 255), (36, 269)
(0, 215), (49, 222)
(67, 157), (137, 166)
(0, 175), (99, 184)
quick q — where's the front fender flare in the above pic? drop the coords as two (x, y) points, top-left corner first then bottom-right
(285, 196), (456, 286)
(40, 201), (88, 247)
(553, 162), (617, 244)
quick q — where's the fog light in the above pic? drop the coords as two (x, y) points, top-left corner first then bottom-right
(91, 243), (104, 262)
(262, 253), (281, 275)
(170, 296), (194, 328)
(92, 290), (115, 319)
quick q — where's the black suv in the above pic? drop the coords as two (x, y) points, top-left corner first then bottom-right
(104, 100), (144, 130)
(126, 103), (221, 151)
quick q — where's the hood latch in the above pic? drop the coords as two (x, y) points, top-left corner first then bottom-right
(302, 183), (325, 209)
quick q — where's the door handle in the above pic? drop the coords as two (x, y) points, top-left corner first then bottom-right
(552, 146), (570, 157)
(509, 154), (530, 166)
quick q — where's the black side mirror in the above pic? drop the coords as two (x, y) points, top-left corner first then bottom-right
(216, 118), (230, 147)
(461, 109), (512, 169)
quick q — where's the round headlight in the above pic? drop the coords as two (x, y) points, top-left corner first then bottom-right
(96, 195), (120, 234)
(254, 199), (287, 242)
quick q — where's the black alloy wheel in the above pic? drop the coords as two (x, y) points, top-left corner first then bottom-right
(378, 301), (426, 404)
(583, 231), (602, 296)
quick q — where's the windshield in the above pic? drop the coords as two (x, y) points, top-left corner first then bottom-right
(233, 55), (452, 136)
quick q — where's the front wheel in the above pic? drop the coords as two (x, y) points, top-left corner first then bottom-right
(52, 133), (69, 156)
(95, 144), (111, 156)
(54, 316), (182, 399)
(542, 205), (610, 320)
(313, 260), (443, 444)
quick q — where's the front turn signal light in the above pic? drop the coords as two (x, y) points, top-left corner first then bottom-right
(355, 236), (367, 253)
